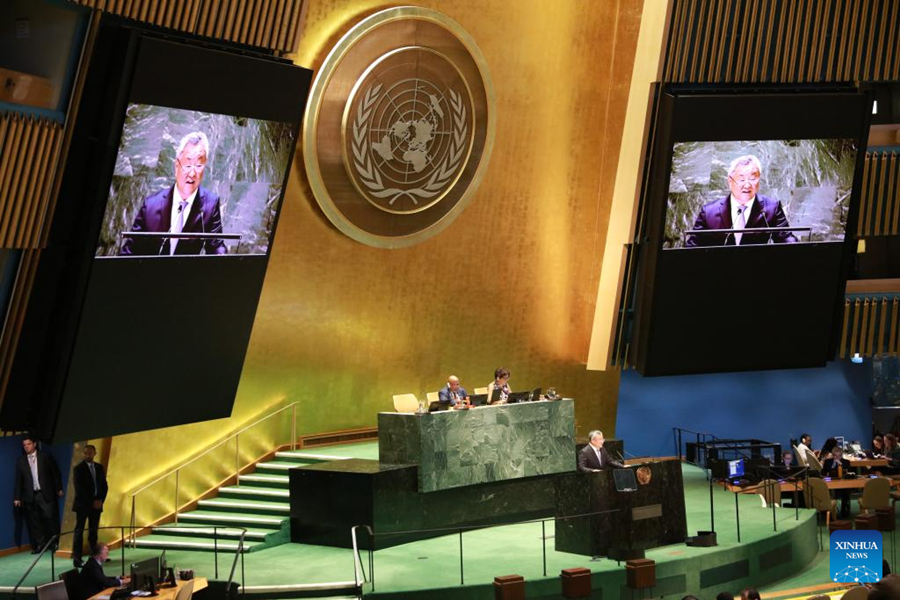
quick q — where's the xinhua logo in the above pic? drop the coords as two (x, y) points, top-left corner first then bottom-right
(830, 530), (883, 583)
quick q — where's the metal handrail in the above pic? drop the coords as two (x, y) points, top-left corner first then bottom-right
(348, 507), (621, 592)
(130, 401), (299, 545)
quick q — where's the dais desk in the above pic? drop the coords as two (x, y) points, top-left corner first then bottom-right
(378, 399), (575, 492)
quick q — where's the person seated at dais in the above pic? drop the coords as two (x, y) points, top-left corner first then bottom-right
(487, 367), (511, 405)
(437, 375), (468, 408)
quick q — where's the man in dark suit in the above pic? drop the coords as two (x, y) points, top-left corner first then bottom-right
(12, 435), (63, 553)
(577, 430), (625, 473)
(79, 543), (130, 599)
(822, 445), (852, 518)
(71, 445), (108, 567)
(119, 131), (227, 256)
(686, 155), (798, 247)
(437, 375), (468, 408)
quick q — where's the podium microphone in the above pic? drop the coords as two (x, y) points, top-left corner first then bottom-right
(759, 205), (773, 244)
(197, 209), (205, 254)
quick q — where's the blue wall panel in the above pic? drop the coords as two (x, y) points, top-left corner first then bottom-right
(617, 361), (874, 459)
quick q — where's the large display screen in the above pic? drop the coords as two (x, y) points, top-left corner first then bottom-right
(0, 22), (313, 441)
(626, 88), (871, 376)
(665, 139), (857, 249)
(98, 105), (295, 257)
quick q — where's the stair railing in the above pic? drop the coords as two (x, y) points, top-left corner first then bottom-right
(129, 401), (299, 546)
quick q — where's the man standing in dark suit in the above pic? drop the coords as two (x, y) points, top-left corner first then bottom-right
(577, 430), (625, 473)
(686, 155), (798, 247)
(119, 131), (227, 256)
(12, 434), (63, 553)
(79, 543), (130, 599)
(71, 444), (108, 567)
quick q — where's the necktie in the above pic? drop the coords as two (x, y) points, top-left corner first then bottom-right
(596, 448), (602, 468)
(89, 462), (97, 495)
(734, 206), (746, 245)
(171, 200), (188, 255)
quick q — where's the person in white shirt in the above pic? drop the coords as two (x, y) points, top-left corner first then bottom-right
(795, 433), (815, 466)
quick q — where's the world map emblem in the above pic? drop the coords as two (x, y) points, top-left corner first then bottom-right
(344, 48), (474, 214)
(303, 7), (495, 248)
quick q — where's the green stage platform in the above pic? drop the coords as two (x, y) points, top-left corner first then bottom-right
(0, 442), (863, 599)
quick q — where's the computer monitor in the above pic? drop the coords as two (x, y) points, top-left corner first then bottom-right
(130, 556), (161, 593)
(469, 393), (488, 406)
(530, 388), (542, 401)
(488, 388), (502, 404)
(507, 391), (531, 403)
(836, 436), (845, 450)
(727, 459), (745, 479)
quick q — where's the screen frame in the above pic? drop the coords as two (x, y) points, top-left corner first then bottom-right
(629, 85), (872, 375)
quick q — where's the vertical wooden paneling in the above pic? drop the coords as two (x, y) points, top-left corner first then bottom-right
(892, 299), (900, 355)
(839, 299), (850, 358)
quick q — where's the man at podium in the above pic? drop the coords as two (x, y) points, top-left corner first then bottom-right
(577, 430), (624, 473)
(119, 131), (227, 256)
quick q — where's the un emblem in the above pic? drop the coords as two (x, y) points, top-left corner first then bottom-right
(303, 7), (494, 248)
(345, 48), (473, 214)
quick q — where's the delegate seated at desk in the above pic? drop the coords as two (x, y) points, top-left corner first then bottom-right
(437, 375), (467, 408)
(577, 430), (624, 473)
(822, 446), (852, 519)
(79, 543), (130, 600)
(487, 367), (511, 405)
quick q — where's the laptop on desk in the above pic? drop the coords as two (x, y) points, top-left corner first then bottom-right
(507, 391), (532, 403)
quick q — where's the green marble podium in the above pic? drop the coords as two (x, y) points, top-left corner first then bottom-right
(378, 399), (575, 492)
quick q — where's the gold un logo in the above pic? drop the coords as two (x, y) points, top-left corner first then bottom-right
(304, 7), (494, 248)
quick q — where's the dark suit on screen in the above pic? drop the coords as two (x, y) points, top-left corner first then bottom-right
(71, 460), (108, 562)
(685, 194), (798, 247)
(577, 444), (625, 473)
(13, 451), (63, 551)
(119, 185), (227, 256)
(78, 557), (121, 599)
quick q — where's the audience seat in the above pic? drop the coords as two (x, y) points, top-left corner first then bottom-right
(858, 477), (891, 513)
(756, 479), (780, 508)
(392, 394), (419, 413)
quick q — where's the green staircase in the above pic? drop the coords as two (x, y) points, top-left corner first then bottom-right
(134, 451), (349, 553)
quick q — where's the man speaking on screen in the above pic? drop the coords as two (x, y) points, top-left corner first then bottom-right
(686, 155), (797, 247)
(119, 131), (227, 256)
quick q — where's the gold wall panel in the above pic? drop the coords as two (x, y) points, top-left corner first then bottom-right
(99, 0), (645, 535)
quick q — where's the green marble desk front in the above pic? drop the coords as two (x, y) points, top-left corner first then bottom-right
(378, 399), (575, 492)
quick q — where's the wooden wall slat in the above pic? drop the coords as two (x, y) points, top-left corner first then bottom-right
(888, 298), (900, 354)
(839, 299), (850, 358)
(891, 154), (900, 235)
(874, 153), (886, 235)
(866, 297), (878, 356)
(850, 299), (862, 356)
(858, 152), (872, 237)
(4, 123), (44, 247)
(1, 120), (35, 246)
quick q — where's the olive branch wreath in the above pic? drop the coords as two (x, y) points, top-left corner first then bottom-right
(351, 83), (468, 206)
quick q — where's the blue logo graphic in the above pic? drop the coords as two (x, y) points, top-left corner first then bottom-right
(830, 530), (882, 583)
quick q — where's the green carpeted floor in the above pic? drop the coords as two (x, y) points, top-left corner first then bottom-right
(0, 442), (880, 598)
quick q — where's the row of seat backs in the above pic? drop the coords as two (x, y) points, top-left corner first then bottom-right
(756, 476), (891, 512)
